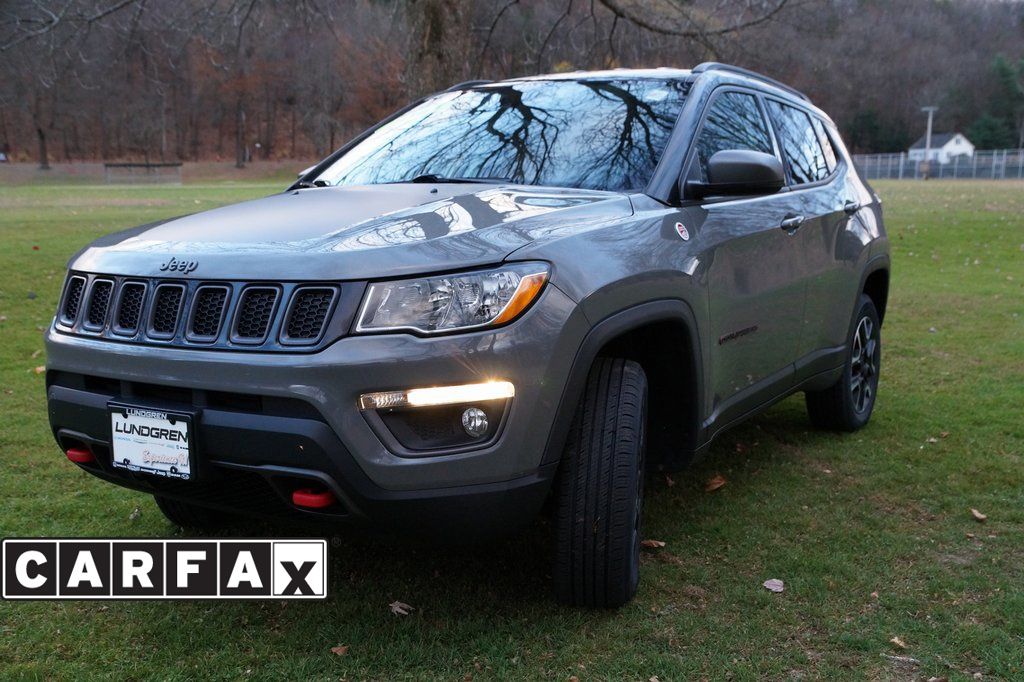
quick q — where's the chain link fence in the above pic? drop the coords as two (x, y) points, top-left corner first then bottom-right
(852, 149), (1024, 180)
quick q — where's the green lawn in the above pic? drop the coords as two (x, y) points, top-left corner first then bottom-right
(1, 180), (1022, 680)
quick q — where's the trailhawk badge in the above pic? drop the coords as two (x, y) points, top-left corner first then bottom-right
(674, 221), (690, 241)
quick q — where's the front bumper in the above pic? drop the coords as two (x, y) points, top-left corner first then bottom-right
(45, 284), (588, 534)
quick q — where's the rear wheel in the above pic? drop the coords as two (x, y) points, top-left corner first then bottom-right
(154, 495), (227, 530)
(553, 357), (647, 608)
(805, 294), (881, 431)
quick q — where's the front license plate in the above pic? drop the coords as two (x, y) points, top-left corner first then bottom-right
(109, 404), (195, 481)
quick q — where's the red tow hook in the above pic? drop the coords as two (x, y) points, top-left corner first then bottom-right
(66, 447), (95, 464)
(292, 487), (336, 509)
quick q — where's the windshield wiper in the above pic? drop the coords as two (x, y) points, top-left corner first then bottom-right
(408, 174), (511, 184)
(294, 179), (330, 189)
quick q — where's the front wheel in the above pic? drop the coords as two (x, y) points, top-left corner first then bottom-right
(553, 357), (647, 608)
(805, 294), (881, 431)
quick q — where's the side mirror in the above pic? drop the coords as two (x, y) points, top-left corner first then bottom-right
(297, 165), (316, 179)
(687, 150), (785, 200)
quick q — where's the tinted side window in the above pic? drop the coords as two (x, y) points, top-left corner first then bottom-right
(767, 101), (829, 184)
(812, 117), (838, 172)
(694, 91), (773, 182)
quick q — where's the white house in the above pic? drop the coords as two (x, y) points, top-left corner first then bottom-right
(907, 132), (975, 164)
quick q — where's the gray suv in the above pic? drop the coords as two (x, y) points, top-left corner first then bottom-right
(45, 63), (889, 607)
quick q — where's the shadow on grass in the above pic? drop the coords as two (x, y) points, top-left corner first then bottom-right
(160, 398), (837, 619)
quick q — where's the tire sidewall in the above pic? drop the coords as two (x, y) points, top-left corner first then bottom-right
(841, 295), (881, 428)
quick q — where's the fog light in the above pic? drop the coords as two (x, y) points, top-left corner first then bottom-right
(461, 407), (489, 437)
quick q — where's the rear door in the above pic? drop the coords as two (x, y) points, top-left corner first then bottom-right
(763, 100), (855, 367)
(685, 89), (807, 427)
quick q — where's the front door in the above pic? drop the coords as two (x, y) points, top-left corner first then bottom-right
(684, 89), (807, 428)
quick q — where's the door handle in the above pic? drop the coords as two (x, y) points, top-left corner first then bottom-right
(780, 215), (804, 232)
(843, 200), (862, 215)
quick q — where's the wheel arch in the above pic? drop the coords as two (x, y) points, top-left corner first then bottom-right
(860, 256), (891, 324)
(540, 299), (705, 470)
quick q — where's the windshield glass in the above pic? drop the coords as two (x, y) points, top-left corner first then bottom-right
(315, 78), (689, 192)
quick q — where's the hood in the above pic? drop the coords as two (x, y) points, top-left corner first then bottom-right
(70, 184), (633, 280)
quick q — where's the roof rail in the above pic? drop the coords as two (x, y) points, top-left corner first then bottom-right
(691, 62), (809, 101)
(445, 79), (492, 91)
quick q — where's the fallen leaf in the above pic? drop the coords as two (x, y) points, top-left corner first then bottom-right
(32, 366), (45, 374)
(650, 677), (660, 682)
(569, 677), (579, 682)
(32, 245), (39, 251)
(940, 431), (950, 438)
(890, 636), (907, 649)
(763, 578), (784, 593)
(640, 539), (666, 549)
(870, 591), (879, 599)
(927, 676), (950, 682)
(128, 507), (141, 521)
(31, 349), (42, 359)
(966, 532), (975, 539)
(330, 644), (349, 656)
(389, 600), (413, 616)
(664, 473), (675, 488)
(971, 508), (987, 522)
(705, 474), (727, 492)
(925, 436), (938, 444)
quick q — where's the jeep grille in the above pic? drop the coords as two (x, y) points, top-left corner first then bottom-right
(55, 273), (342, 352)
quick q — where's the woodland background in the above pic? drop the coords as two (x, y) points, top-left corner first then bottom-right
(1, 0), (1023, 169)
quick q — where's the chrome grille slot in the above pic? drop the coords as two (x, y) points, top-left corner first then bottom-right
(149, 284), (185, 338)
(60, 276), (86, 325)
(114, 282), (146, 334)
(83, 279), (113, 330)
(188, 285), (229, 341)
(282, 287), (336, 343)
(233, 287), (278, 342)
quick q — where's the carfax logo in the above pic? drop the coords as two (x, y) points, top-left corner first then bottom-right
(1, 539), (326, 600)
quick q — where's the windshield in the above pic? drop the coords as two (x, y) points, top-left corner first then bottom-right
(315, 78), (690, 192)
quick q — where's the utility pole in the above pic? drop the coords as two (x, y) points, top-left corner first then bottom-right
(921, 106), (938, 179)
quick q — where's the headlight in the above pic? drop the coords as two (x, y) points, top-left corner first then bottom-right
(355, 263), (549, 334)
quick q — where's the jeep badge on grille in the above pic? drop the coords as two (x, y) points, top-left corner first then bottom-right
(159, 257), (198, 274)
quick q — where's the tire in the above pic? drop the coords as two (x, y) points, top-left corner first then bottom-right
(553, 357), (647, 608)
(805, 294), (881, 431)
(154, 495), (227, 530)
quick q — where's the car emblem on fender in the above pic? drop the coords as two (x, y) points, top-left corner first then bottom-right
(159, 256), (198, 274)
(674, 222), (690, 241)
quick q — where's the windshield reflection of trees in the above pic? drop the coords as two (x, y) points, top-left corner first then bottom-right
(328, 79), (688, 192)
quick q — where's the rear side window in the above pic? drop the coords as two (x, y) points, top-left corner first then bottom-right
(812, 118), (838, 173)
(766, 100), (830, 184)
(694, 91), (774, 182)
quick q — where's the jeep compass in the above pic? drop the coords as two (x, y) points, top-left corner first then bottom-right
(45, 63), (889, 607)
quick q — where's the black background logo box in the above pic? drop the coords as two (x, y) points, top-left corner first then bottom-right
(2, 539), (327, 600)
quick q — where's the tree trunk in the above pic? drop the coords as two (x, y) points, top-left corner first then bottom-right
(235, 97), (246, 168)
(37, 128), (50, 170)
(290, 108), (296, 158)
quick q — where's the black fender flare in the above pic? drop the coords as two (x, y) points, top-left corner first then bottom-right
(857, 253), (891, 323)
(539, 299), (705, 466)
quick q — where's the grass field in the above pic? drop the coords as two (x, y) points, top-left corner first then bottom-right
(0, 180), (1022, 680)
